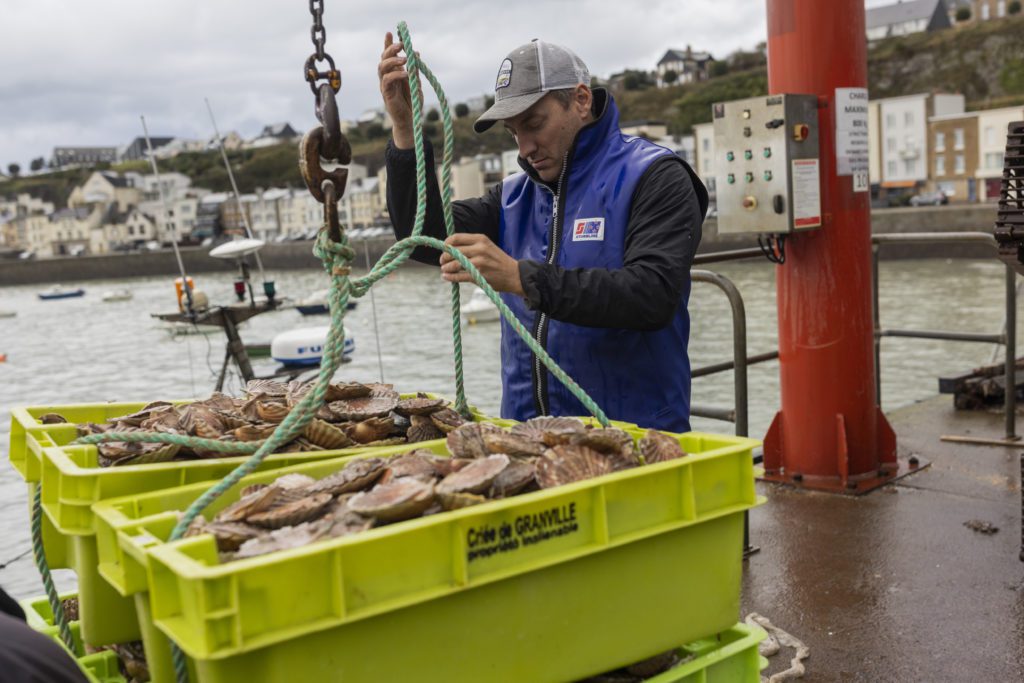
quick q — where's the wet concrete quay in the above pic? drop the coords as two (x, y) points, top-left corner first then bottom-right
(742, 395), (1024, 681)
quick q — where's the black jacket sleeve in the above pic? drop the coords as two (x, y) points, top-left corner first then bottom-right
(385, 139), (502, 264)
(518, 156), (704, 331)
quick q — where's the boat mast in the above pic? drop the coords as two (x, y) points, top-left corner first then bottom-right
(141, 115), (195, 315)
(205, 97), (267, 284)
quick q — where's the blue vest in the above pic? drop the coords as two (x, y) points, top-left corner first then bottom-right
(497, 94), (693, 432)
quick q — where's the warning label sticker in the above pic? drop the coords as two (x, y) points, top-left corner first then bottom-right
(792, 159), (821, 229)
(835, 87), (869, 177)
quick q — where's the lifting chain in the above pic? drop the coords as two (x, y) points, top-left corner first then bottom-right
(301, 0), (350, 242)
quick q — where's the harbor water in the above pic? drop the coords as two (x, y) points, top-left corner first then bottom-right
(0, 257), (1017, 598)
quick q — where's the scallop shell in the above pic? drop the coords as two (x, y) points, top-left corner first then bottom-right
(348, 416), (396, 444)
(510, 416), (585, 446)
(359, 437), (406, 446)
(446, 422), (502, 459)
(326, 381), (373, 400)
(239, 483), (269, 498)
(216, 486), (281, 523)
(38, 413), (68, 425)
(245, 379), (289, 398)
(407, 414), (445, 443)
(569, 428), (633, 455)
(203, 521), (267, 552)
(329, 396), (398, 421)
(232, 518), (334, 561)
(304, 419), (356, 449)
(366, 383), (401, 400)
(273, 473), (318, 490)
(395, 397), (445, 416)
(116, 442), (182, 466)
(306, 457), (387, 495)
(256, 401), (290, 424)
(430, 408), (467, 433)
(348, 478), (436, 523)
(482, 431), (546, 459)
(489, 459), (538, 498)
(438, 491), (488, 511)
(535, 445), (613, 489)
(381, 452), (444, 483)
(60, 596), (79, 622)
(638, 429), (688, 464)
(437, 454), (510, 495)
(234, 423), (277, 442)
(248, 492), (333, 529)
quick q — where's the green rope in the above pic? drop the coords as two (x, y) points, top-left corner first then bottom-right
(396, 22), (468, 417)
(30, 485), (75, 651)
(74, 432), (264, 454)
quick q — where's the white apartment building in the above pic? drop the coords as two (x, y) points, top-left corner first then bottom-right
(693, 122), (716, 201)
(976, 105), (1024, 201)
(877, 93), (964, 188)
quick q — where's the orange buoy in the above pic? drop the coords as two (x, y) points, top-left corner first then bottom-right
(0, 353), (7, 363)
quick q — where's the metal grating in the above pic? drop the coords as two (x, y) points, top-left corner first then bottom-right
(995, 121), (1024, 274)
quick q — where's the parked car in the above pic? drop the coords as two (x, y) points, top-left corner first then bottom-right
(909, 191), (949, 207)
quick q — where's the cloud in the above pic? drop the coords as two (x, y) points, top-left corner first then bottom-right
(1, 0), (769, 167)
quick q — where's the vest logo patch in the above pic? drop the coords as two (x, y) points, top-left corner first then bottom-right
(496, 59), (513, 90)
(572, 217), (605, 242)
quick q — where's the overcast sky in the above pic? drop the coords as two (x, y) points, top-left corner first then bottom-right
(1, 0), (890, 168)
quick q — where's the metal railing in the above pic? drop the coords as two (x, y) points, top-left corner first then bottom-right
(689, 268), (778, 438)
(871, 232), (1018, 439)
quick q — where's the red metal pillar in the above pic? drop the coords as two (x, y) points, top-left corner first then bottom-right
(762, 0), (898, 493)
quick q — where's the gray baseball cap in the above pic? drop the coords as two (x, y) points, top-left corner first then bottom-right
(473, 40), (590, 133)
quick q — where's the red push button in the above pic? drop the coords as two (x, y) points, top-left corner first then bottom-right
(742, 196), (758, 211)
(792, 124), (810, 141)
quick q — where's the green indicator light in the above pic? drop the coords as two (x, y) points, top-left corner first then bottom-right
(726, 151), (735, 162)
(727, 173), (736, 184)
(763, 147), (772, 158)
(764, 170), (773, 181)
(745, 172), (754, 183)
(744, 150), (753, 160)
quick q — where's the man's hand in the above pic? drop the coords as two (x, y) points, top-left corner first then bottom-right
(378, 32), (416, 149)
(440, 234), (525, 296)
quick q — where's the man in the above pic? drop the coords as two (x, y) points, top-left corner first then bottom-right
(379, 34), (707, 431)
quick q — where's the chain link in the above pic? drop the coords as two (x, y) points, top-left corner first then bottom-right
(309, 0), (325, 60)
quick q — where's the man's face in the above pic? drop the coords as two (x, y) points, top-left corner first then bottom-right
(503, 87), (592, 183)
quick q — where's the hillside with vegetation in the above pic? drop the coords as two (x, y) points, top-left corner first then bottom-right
(5, 14), (1024, 208)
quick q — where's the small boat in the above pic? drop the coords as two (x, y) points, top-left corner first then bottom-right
(38, 286), (85, 301)
(460, 287), (500, 324)
(0, 310), (16, 319)
(295, 289), (357, 316)
(102, 289), (133, 303)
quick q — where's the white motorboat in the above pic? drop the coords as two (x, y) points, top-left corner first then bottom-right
(460, 287), (500, 324)
(102, 289), (133, 302)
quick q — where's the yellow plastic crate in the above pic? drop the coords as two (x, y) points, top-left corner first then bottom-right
(652, 623), (767, 682)
(95, 430), (760, 682)
(8, 395), (490, 647)
(19, 593), (126, 683)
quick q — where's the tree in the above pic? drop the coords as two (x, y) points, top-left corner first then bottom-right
(454, 102), (470, 118)
(365, 122), (386, 139)
(955, 6), (971, 21)
(30, 157), (45, 172)
(622, 70), (653, 91)
(1009, 1), (1021, 15)
(662, 69), (678, 85)
(485, 95), (495, 108)
(7, 163), (20, 177)
(426, 108), (440, 122)
(710, 61), (730, 78)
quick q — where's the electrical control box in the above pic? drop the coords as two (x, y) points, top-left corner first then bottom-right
(712, 94), (820, 234)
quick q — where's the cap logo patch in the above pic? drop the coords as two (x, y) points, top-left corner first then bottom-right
(495, 58), (513, 90)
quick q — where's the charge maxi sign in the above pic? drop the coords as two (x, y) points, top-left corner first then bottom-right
(835, 87), (869, 192)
